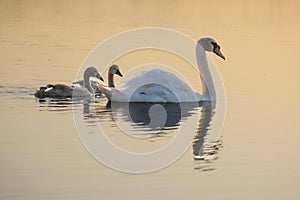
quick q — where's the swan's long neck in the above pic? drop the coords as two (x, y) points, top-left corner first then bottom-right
(83, 74), (93, 93)
(197, 45), (216, 100)
(108, 72), (115, 88)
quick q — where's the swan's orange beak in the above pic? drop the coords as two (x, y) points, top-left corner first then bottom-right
(213, 47), (225, 60)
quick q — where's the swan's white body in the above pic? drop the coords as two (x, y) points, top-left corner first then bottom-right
(99, 38), (225, 103)
(100, 69), (208, 102)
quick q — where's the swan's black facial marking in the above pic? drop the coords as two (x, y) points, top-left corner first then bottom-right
(211, 42), (220, 51)
(210, 41), (225, 60)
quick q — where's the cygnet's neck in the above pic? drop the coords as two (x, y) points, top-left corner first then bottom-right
(108, 72), (115, 87)
(83, 73), (94, 93)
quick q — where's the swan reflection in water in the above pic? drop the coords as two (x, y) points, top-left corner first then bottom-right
(38, 98), (222, 171)
(82, 100), (222, 166)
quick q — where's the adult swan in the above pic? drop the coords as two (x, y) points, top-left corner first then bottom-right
(99, 37), (225, 102)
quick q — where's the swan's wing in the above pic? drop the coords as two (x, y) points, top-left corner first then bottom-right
(130, 84), (177, 102)
(71, 86), (93, 97)
(118, 69), (200, 102)
(72, 80), (84, 87)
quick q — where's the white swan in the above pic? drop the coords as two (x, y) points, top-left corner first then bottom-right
(34, 66), (103, 98)
(99, 38), (225, 102)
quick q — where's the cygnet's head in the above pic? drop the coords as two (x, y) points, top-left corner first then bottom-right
(198, 37), (225, 60)
(84, 66), (104, 81)
(109, 64), (123, 77)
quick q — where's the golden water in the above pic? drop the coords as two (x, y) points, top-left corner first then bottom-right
(0, 0), (299, 199)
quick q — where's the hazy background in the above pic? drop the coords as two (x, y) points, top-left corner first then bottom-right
(0, 0), (299, 199)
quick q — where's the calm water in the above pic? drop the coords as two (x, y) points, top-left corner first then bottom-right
(1, 0), (300, 199)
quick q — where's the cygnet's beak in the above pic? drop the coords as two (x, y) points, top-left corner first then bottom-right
(213, 46), (226, 60)
(115, 69), (123, 77)
(96, 73), (104, 82)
